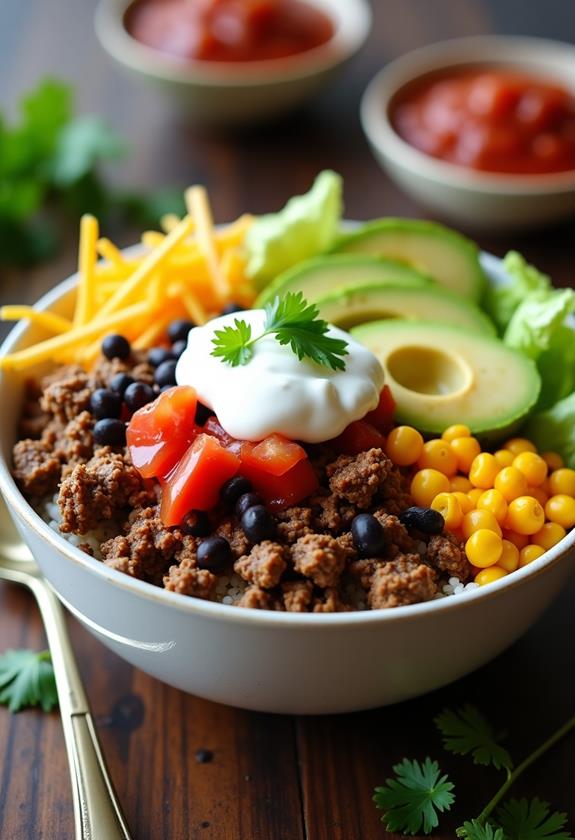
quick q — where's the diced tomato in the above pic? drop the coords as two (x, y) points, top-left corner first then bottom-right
(126, 386), (198, 479)
(160, 434), (241, 525)
(240, 433), (307, 477)
(241, 456), (319, 511)
(365, 385), (396, 433)
(330, 419), (386, 456)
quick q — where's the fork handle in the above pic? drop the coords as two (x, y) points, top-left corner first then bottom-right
(31, 578), (131, 839)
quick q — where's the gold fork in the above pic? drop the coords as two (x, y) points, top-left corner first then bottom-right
(0, 498), (131, 839)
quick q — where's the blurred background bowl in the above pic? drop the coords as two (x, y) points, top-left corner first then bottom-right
(360, 36), (575, 232)
(95, 0), (371, 126)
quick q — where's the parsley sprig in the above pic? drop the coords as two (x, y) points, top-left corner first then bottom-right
(211, 291), (349, 371)
(0, 649), (57, 712)
(374, 705), (575, 838)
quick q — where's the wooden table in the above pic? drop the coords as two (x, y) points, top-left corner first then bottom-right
(1, 2), (575, 837)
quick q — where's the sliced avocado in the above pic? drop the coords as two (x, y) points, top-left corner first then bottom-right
(254, 254), (432, 308)
(315, 283), (495, 334)
(351, 320), (540, 436)
(333, 219), (485, 302)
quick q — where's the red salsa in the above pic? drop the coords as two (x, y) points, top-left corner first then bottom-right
(392, 69), (575, 175)
(125, 0), (334, 64)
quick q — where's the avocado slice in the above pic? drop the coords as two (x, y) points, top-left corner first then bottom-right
(254, 254), (432, 308)
(351, 320), (540, 436)
(315, 283), (495, 334)
(333, 219), (485, 302)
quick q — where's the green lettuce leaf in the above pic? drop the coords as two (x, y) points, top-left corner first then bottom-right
(484, 251), (552, 333)
(245, 169), (342, 289)
(524, 391), (575, 468)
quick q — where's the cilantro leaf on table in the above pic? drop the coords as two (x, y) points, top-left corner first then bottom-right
(373, 757), (455, 835)
(211, 292), (349, 371)
(496, 799), (573, 840)
(457, 820), (507, 840)
(435, 705), (513, 771)
(0, 649), (58, 713)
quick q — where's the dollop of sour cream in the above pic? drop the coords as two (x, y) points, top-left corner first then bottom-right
(175, 310), (385, 443)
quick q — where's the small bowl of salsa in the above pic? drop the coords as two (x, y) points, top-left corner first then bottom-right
(95, 0), (371, 125)
(360, 36), (575, 231)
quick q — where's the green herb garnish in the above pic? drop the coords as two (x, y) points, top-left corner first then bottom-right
(211, 291), (349, 371)
(374, 705), (575, 838)
(0, 649), (57, 712)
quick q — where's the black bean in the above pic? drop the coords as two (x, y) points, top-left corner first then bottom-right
(235, 492), (262, 519)
(351, 513), (386, 557)
(195, 403), (214, 426)
(124, 382), (155, 412)
(241, 505), (276, 542)
(154, 359), (178, 388)
(221, 302), (245, 316)
(182, 510), (211, 538)
(195, 749), (213, 764)
(89, 388), (122, 420)
(398, 506), (445, 535)
(109, 373), (135, 396)
(102, 334), (131, 360)
(197, 536), (232, 572)
(171, 340), (187, 358)
(220, 476), (252, 507)
(148, 347), (175, 368)
(93, 418), (126, 447)
(168, 319), (195, 344)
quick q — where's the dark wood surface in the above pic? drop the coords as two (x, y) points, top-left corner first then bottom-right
(2, 2), (575, 838)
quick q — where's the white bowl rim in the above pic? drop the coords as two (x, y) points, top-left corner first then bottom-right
(0, 245), (573, 629)
(94, 0), (372, 87)
(360, 34), (575, 195)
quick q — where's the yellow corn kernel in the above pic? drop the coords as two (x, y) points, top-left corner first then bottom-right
(442, 424), (471, 442)
(431, 493), (463, 530)
(505, 496), (545, 535)
(451, 436), (481, 473)
(545, 494), (575, 529)
(452, 491), (474, 514)
(467, 488), (484, 507)
(542, 451), (564, 472)
(531, 522), (567, 551)
(475, 566), (508, 585)
(548, 468), (575, 497)
(519, 544), (546, 567)
(512, 452), (548, 486)
(502, 528), (529, 550)
(477, 489), (508, 524)
(462, 509), (502, 540)
(494, 466), (529, 502)
(451, 475), (473, 493)
(498, 539), (520, 572)
(410, 469), (451, 508)
(469, 452), (500, 489)
(386, 426), (424, 467)
(465, 529), (503, 568)
(504, 437), (537, 455)
(494, 449), (515, 468)
(417, 439), (458, 477)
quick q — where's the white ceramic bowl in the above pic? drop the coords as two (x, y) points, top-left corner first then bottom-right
(1, 252), (574, 714)
(360, 36), (575, 231)
(95, 0), (371, 125)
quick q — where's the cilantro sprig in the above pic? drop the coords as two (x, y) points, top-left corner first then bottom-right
(0, 649), (57, 712)
(374, 704), (575, 839)
(211, 291), (349, 371)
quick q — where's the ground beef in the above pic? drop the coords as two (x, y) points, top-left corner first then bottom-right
(275, 506), (313, 544)
(377, 466), (413, 516)
(426, 532), (472, 582)
(12, 439), (61, 497)
(327, 448), (391, 509)
(348, 557), (383, 590)
(373, 511), (419, 557)
(56, 411), (94, 471)
(234, 541), (287, 589)
(215, 516), (251, 558)
(313, 588), (350, 613)
(369, 555), (438, 609)
(164, 565), (216, 598)
(237, 586), (279, 610)
(291, 533), (347, 588)
(282, 579), (314, 612)
(40, 368), (92, 424)
(58, 448), (150, 534)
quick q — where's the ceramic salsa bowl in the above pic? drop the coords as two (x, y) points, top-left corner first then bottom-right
(0, 253), (573, 714)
